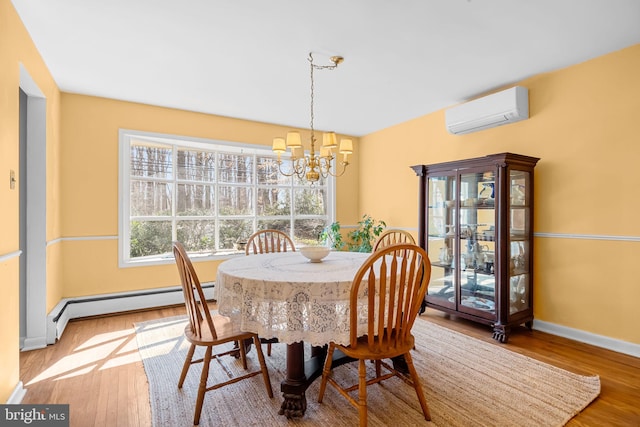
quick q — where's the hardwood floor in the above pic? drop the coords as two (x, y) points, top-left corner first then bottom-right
(19, 305), (640, 426)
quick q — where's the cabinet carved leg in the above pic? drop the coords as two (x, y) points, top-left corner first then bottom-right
(525, 320), (533, 330)
(492, 324), (511, 343)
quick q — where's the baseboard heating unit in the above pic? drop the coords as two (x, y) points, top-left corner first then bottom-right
(45, 283), (215, 344)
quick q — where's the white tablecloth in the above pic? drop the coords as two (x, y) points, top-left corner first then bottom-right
(216, 251), (371, 346)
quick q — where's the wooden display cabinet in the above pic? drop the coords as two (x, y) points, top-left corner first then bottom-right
(411, 153), (540, 342)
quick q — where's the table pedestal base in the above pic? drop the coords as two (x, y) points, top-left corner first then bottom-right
(278, 392), (307, 418)
(279, 341), (353, 418)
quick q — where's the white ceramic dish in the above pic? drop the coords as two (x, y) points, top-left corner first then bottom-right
(299, 246), (331, 263)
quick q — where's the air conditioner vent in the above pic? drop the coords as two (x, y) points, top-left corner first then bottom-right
(445, 86), (529, 135)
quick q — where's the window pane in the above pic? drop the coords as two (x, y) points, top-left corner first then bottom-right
(219, 219), (253, 250)
(294, 218), (326, 243)
(257, 220), (291, 234)
(257, 188), (291, 216)
(177, 184), (215, 216)
(129, 220), (172, 257)
(219, 186), (254, 215)
(219, 153), (254, 183)
(257, 156), (291, 185)
(294, 187), (327, 215)
(130, 142), (172, 179)
(176, 220), (216, 252)
(130, 180), (172, 216)
(177, 149), (216, 182)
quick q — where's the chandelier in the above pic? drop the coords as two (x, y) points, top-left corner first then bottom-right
(272, 52), (353, 183)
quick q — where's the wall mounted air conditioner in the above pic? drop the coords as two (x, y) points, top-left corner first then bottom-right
(445, 86), (529, 135)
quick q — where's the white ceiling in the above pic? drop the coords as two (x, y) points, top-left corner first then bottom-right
(10, 0), (640, 137)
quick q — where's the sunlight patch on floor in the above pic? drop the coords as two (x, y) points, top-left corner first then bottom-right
(74, 329), (133, 351)
(118, 334), (140, 354)
(26, 330), (139, 385)
(101, 352), (141, 369)
(54, 364), (96, 381)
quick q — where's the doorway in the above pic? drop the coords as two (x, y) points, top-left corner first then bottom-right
(19, 64), (48, 351)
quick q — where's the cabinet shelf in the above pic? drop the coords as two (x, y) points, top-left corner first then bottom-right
(460, 205), (495, 210)
(412, 152), (539, 343)
(431, 261), (453, 268)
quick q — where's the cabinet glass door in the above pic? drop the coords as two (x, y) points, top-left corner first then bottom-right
(426, 174), (456, 308)
(458, 170), (496, 315)
(509, 169), (531, 314)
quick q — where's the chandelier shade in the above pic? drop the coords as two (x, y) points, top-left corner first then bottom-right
(272, 53), (352, 183)
(286, 131), (302, 148)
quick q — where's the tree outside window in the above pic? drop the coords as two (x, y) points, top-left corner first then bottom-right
(120, 130), (333, 264)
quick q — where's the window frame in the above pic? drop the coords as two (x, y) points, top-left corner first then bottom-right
(118, 129), (336, 267)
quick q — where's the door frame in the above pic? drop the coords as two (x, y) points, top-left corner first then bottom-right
(19, 64), (48, 351)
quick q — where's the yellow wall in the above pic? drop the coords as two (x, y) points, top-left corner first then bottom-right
(59, 93), (360, 297)
(2, 0), (638, 405)
(0, 0), (62, 402)
(359, 43), (640, 344)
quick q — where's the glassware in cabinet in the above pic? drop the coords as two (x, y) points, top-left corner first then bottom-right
(457, 170), (496, 316)
(425, 174), (456, 309)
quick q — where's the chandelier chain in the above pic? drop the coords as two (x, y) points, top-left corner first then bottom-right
(308, 52), (339, 144)
(309, 54), (315, 139)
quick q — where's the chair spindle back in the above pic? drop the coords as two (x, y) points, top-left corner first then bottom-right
(349, 243), (430, 351)
(245, 229), (296, 255)
(173, 241), (217, 341)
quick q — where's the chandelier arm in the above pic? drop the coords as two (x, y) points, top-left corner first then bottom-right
(318, 156), (333, 175)
(275, 161), (295, 177)
(276, 157), (309, 178)
(324, 160), (349, 178)
(292, 157), (309, 177)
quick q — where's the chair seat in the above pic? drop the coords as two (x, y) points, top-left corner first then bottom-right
(183, 313), (249, 346)
(337, 333), (415, 361)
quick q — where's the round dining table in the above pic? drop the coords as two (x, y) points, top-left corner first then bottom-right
(216, 250), (371, 418)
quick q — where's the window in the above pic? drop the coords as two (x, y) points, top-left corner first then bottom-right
(119, 130), (334, 266)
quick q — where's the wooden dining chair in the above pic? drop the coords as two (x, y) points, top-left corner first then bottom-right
(373, 229), (426, 319)
(245, 229), (296, 255)
(172, 241), (273, 425)
(372, 229), (416, 252)
(317, 243), (432, 427)
(244, 229), (295, 355)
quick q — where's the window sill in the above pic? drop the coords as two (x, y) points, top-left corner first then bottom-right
(119, 251), (244, 268)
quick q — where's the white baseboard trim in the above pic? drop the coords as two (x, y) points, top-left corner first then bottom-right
(21, 336), (47, 352)
(533, 319), (640, 358)
(45, 283), (215, 345)
(6, 381), (26, 404)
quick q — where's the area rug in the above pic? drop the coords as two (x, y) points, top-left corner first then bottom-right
(135, 315), (600, 426)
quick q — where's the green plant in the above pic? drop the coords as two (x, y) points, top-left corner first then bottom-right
(320, 214), (386, 252)
(348, 214), (387, 252)
(319, 221), (346, 251)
